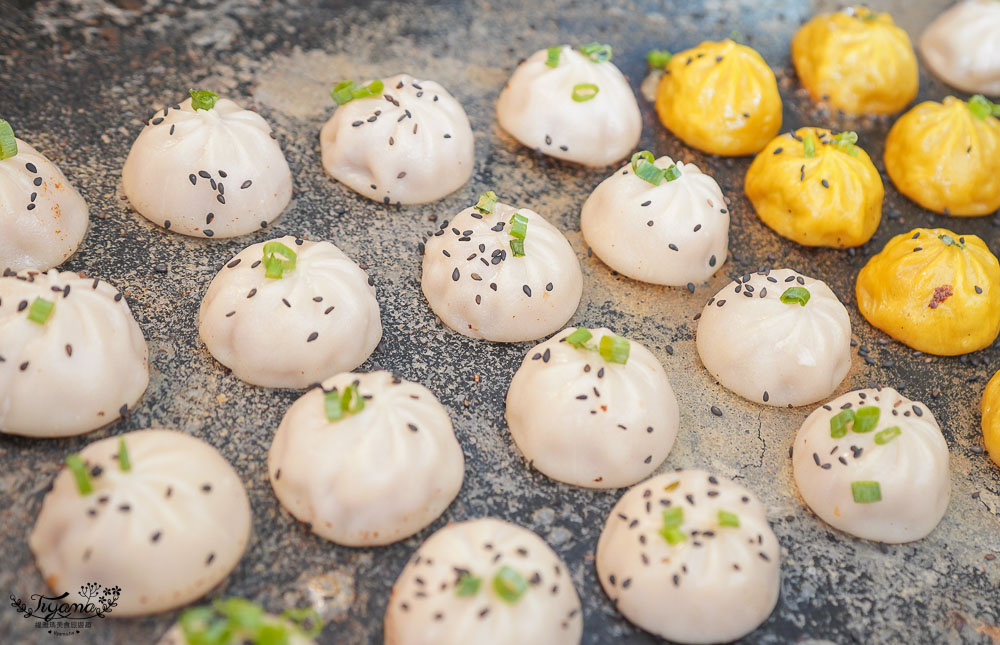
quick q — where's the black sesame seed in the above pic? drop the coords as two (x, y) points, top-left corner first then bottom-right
(204, 229), (215, 237)
(452, 268), (460, 281)
(523, 285), (532, 297)
(189, 174), (197, 186)
(711, 405), (722, 417)
(307, 332), (319, 342)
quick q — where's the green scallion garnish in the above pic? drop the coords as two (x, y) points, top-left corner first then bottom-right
(659, 506), (686, 545)
(831, 131), (860, 157)
(571, 83), (599, 102)
(545, 46), (562, 68)
(579, 42), (612, 63)
(65, 453), (93, 496)
(189, 89), (219, 111)
(492, 566), (527, 603)
(779, 286), (810, 306)
(455, 572), (481, 597)
(330, 79), (385, 106)
(509, 212), (529, 257)
(563, 327), (630, 365)
(0, 119), (17, 160)
(262, 241), (297, 280)
(117, 437), (131, 472)
(661, 164), (681, 182)
(180, 597), (322, 645)
(474, 191), (498, 215)
(323, 384), (365, 423)
(26, 297), (54, 325)
(718, 510), (740, 528)
(852, 406), (880, 433)
(938, 234), (965, 250)
(647, 50), (672, 69)
(851, 480), (882, 504)
(565, 327), (593, 348)
(968, 94), (1000, 120)
(598, 334), (630, 364)
(803, 134), (816, 158)
(874, 426), (902, 445)
(630, 150), (681, 185)
(830, 409), (855, 438)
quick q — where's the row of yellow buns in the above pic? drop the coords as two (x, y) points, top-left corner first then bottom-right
(652, 7), (1000, 224)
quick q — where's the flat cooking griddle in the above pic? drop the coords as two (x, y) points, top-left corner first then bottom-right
(1, 0), (998, 643)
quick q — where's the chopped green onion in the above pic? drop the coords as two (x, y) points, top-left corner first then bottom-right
(323, 384), (365, 422)
(874, 426), (902, 445)
(779, 286), (810, 306)
(280, 607), (323, 638)
(831, 131), (860, 157)
(509, 238), (525, 257)
(26, 297), (54, 325)
(662, 164), (681, 182)
(661, 506), (683, 528)
(829, 409), (855, 438)
(659, 507), (686, 544)
(180, 606), (229, 645)
(215, 598), (264, 631)
(330, 79), (384, 105)
(262, 241), (297, 279)
(803, 134), (816, 158)
(117, 437), (131, 472)
(631, 150), (655, 174)
(852, 406), (880, 433)
(65, 453), (93, 496)
(635, 159), (665, 185)
(545, 46), (562, 68)
(474, 191), (498, 214)
(565, 327), (593, 348)
(571, 83), (600, 102)
(968, 95), (996, 119)
(181, 598), (321, 645)
(579, 42), (613, 63)
(189, 89), (219, 111)
(330, 80), (356, 105)
(0, 119), (17, 160)
(599, 334), (630, 365)
(729, 29), (744, 43)
(647, 50), (672, 69)
(938, 234), (965, 250)
(492, 566), (527, 603)
(718, 510), (740, 528)
(455, 572), (481, 597)
(509, 212), (528, 239)
(851, 480), (882, 504)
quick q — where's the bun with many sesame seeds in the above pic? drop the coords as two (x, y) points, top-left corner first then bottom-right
(421, 196), (582, 343)
(581, 154), (729, 285)
(121, 94), (292, 238)
(384, 518), (582, 645)
(0, 138), (89, 272)
(0, 270), (148, 437)
(320, 73), (475, 205)
(596, 470), (780, 644)
(29, 429), (252, 617)
(198, 235), (382, 389)
(506, 326), (679, 488)
(793, 387), (950, 543)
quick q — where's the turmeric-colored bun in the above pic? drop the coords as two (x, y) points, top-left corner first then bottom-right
(884, 96), (1000, 216)
(981, 370), (1000, 467)
(655, 40), (781, 156)
(745, 127), (882, 248)
(792, 6), (917, 115)
(856, 228), (1000, 356)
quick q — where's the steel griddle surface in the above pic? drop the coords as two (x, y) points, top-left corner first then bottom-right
(1, 0), (999, 643)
